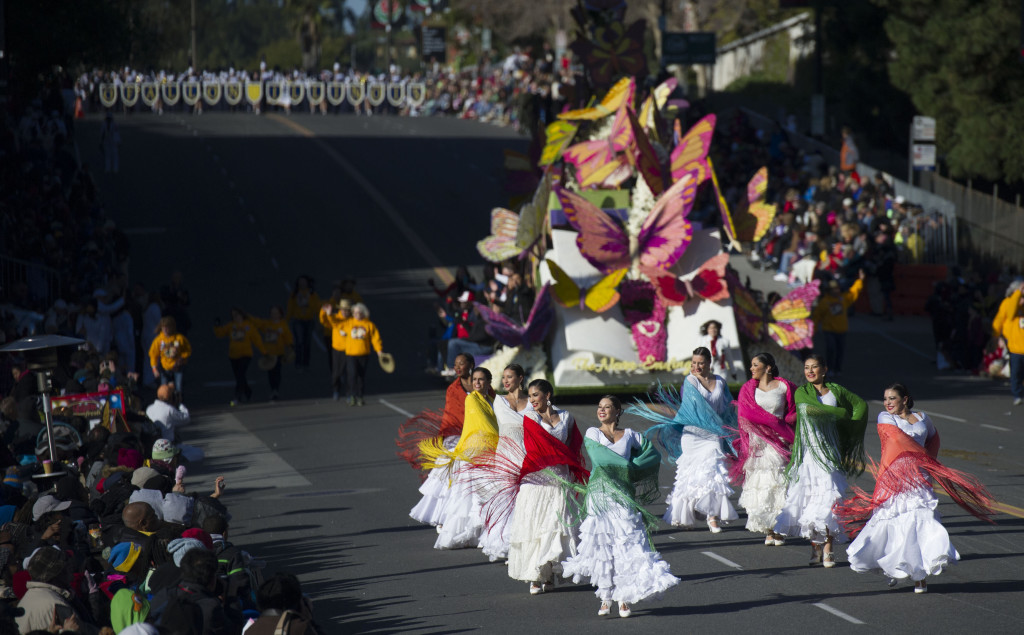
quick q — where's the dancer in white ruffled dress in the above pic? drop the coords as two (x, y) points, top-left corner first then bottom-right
(630, 347), (738, 533)
(479, 364), (529, 561)
(734, 353), (796, 545)
(840, 383), (994, 593)
(506, 379), (586, 595)
(433, 367), (499, 550)
(773, 355), (867, 567)
(562, 396), (678, 618)
(408, 353), (474, 528)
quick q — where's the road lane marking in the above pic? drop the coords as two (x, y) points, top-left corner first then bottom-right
(379, 399), (415, 418)
(701, 551), (742, 570)
(980, 424), (1011, 432)
(813, 602), (864, 625)
(265, 113), (454, 287)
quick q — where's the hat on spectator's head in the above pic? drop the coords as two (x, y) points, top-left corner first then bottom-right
(27, 546), (67, 583)
(3, 469), (21, 489)
(842, 198), (853, 207)
(131, 467), (160, 489)
(895, 195), (906, 205)
(182, 528), (214, 550)
(118, 448), (143, 469)
(337, 298), (352, 310)
(167, 537), (205, 567)
(108, 541), (143, 573)
(457, 291), (475, 303)
(152, 439), (180, 461)
(32, 495), (71, 521)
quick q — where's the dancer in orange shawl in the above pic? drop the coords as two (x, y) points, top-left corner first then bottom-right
(838, 383), (994, 593)
(405, 353), (475, 528)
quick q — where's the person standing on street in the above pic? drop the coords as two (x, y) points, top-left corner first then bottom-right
(149, 316), (191, 395)
(214, 308), (266, 406)
(992, 280), (1024, 406)
(320, 298), (352, 402)
(345, 303), (385, 406)
(287, 275), (321, 372)
(811, 270), (865, 376)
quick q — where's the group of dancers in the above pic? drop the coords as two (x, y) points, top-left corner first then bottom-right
(396, 347), (995, 617)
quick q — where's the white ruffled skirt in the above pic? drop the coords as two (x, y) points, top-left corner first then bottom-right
(773, 453), (848, 543)
(409, 436), (458, 526)
(562, 499), (679, 603)
(507, 479), (577, 583)
(479, 435), (524, 561)
(664, 430), (738, 527)
(847, 486), (959, 580)
(434, 461), (484, 549)
(738, 435), (788, 534)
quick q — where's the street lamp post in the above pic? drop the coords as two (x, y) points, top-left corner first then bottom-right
(0, 334), (84, 480)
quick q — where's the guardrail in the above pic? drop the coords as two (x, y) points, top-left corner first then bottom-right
(96, 80), (429, 109)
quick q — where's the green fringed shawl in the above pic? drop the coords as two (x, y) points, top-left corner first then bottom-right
(787, 382), (868, 480)
(559, 435), (663, 544)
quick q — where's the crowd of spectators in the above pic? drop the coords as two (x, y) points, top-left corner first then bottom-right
(0, 83), (322, 632)
(75, 44), (575, 136)
(426, 261), (535, 375)
(700, 108), (1018, 376)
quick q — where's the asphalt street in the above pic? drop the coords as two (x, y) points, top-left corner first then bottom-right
(74, 110), (1023, 634)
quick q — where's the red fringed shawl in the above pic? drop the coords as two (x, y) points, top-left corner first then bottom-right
(835, 421), (995, 538)
(730, 378), (797, 485)
(470, 413), (589, 538)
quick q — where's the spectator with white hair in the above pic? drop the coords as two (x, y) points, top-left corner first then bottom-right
(344, 302), (386, 407)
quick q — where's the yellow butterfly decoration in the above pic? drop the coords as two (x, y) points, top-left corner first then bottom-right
(477, 208), (522, 263)
(546, 259), (627, 313)
(558, 77), (635, 121)
(539, 120), (579, 167)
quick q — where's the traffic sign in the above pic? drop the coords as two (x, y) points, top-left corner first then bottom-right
(662, 32), (716, 65)
(912, 143), (936, 170)
(912, 116), (936, 142)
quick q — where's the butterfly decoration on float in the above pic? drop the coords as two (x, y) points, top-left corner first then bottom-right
(647, 252), (730, 306)
(477, 174), (551, 264)
(545, 259), (627, 313)
(713, 165), (777, 250)
(473, 284), (555, 350)
(670, 114), (716, 186)
(730, 277), (821, 351)
(553, 170), (697, 277)
(558, 76), (635, 121)
(562, 104), (635, 189)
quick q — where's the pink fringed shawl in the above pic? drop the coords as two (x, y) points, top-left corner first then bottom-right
(729, 378), (797, 485)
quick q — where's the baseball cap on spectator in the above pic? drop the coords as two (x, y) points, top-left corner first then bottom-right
(131, 467), (160, 488)
(152, 439), (180, 461)
(457, 291), (475, 302)
(895, 195), (906, 204)
(167, 537), (205, 567)
(27, 546), (67, 583)
(182, 528), (214, 550)
(32, 495), (71, 521)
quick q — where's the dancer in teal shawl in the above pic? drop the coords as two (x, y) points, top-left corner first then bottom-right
(773, 354), (867, 568)
(561, 396), (678, 618)
(629, 347), (739, 532)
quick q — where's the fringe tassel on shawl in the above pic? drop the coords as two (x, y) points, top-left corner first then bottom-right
(835, 452), (996, 539)
(395, 408), (443, 476)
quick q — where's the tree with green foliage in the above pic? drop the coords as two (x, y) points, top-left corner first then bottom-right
(875, 0), (1024, 182)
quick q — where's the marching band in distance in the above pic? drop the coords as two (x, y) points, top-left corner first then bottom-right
(394, 349), (996, 615)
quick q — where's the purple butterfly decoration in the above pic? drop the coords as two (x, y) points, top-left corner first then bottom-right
(473, 284), (555, 349)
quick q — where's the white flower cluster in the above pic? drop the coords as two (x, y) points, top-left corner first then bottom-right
(625, 174), (656, 277)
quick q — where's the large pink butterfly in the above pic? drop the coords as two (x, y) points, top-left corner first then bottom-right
(553, 171), (697, 275)
(562, 105), (634, 189)
(646, 252), (730, 306)
(670, 114), (716, 186)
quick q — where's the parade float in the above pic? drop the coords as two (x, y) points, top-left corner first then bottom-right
(473, 0), (817, 392)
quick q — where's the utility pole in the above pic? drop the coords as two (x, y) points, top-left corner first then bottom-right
(190, 0), (198, 70)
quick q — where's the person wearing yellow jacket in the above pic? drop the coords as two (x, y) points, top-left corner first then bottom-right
(148, 316), (191, 394)
(992, 281), (1024, 406)
(320, 298), (352, 402)
(345, 302), (385, 407)
(250, 306), (294, 402)
(811, 270), (865, 377)
(286, 275), (321, 371)
(214, 308), (266, 406)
